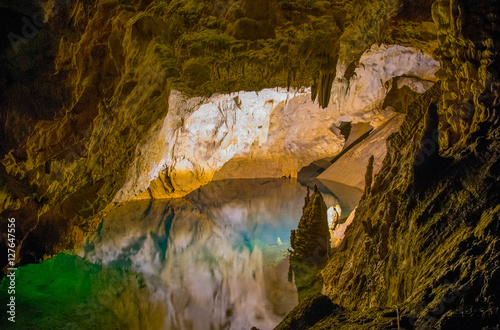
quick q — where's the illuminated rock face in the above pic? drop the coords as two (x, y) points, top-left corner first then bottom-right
(330, 208), (356, 248)
(115, 45), (439, 201)
(114, 88), (339, 200)
(114, 88), (344, 200)
(330, 44), (440, 125)
(0, 0), (442, 270)
(318, 114), (406, 189)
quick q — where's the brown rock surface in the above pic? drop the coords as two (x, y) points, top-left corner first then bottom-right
(289, 186), (331, 300)
(318, 114), (405, 189)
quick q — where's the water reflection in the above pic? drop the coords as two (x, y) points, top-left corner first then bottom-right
(78, 179), (360, 329)
(0, 179), (361, 329)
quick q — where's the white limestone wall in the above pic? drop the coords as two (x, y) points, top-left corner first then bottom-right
(114, 44), (440, 201)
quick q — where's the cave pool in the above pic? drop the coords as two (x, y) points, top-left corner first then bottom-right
(0, 178), (361, 330)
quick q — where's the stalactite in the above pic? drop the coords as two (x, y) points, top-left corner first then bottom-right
(363, 155), (374, 197)
(311, 78), (318, 102)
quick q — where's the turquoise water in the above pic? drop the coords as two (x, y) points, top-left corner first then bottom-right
(1, 178), (361, 329)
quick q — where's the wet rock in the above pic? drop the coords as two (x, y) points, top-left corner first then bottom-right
(275, 293), (340, 330)
(290, 186), (330, 261)
(289, 185), (330, 300)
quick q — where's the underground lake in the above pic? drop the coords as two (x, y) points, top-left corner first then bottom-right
(0, 178), (361, 329)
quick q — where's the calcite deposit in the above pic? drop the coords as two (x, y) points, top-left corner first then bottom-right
(331, 44), (440, 121)
(114, 88), (346, 200)
(289, 186), (330, 300)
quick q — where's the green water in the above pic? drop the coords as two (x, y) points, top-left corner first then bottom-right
(1, 253), (127, 329)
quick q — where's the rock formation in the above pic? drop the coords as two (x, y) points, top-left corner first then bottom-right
(289, 186), (330, 300)
(331, 44), (439, 120)
(114, 89), (347, 201)
(276, 293), (341, 330)
(318, 114), (405, 189)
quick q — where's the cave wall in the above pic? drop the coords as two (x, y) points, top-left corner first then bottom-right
(1, 0), (175, 267)
(315, 0), (500, 328)
(0, 0), (474, 297)
(113, 88), (348, 201)
(331, 44), (439, 119)
(318, 113), (406, 189)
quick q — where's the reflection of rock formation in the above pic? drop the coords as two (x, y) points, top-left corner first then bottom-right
(185, 178), (342, 247)
(289, 186), (330, 300)
(0, 252), (165, 329)
(81, 179), (330, 330)
(0, 0), (444, 275)
(0, 36), (440, 269)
